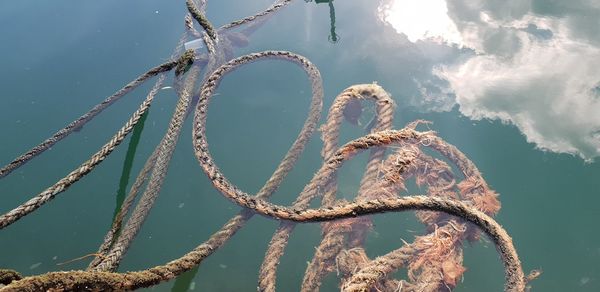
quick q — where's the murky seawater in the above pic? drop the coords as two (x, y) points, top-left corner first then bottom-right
(1, 1), (600, 291)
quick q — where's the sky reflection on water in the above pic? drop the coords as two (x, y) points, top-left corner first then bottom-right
(379, 0), (600, 160)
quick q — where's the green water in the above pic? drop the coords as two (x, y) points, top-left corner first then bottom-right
(1, 0), (599, 291)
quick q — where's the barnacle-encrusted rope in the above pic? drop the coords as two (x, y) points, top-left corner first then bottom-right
(0, 51), (195, 229)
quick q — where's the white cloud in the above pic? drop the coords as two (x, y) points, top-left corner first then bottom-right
(436, 34), (600, 159)
(378, 0), (600, 160)
(378, 0), (462, 45)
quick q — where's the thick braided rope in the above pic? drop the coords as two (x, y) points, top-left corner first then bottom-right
(334, 247), (406, 290)
(258, 84), (392, 291)
(301, 84), (395, 291)
(196, 49), (324, 202)
(92, 66), (201, 272)
(0, 131), (524, 291)
(143, 48), (324, 282)
(321, 84), (395, 206)
(94, 50), (323, 271)
(0, 61), (178, 179)
(327, 141), (493, 291)
(0, 194), (524, 292)
(193, 51), (324, 202)
(194, 123), (526, 291)
(303, 148), (444, 290)
(180, 50), (325, 278)
(186, 0), (217, 40)
(301, 228), (345, 291)
(92, 3), (304, 269)
(189, 51), (323, 291)
(341, 245), (414, 291)
(257, 132), (425, 291)
(0, 69), (171, 230)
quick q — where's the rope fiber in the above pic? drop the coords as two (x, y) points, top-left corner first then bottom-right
(0, 1), (533, 291)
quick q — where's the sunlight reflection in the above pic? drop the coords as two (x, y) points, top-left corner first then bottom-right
(379, 0), (462, 45)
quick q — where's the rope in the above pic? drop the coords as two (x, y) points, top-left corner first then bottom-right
(0, 61), (178, 180)
(194, 116), (525, 290)
(301, 84), (395, 291)
(185, 0), (217, 40)
(91, 65), (201, 272)
(0, 66), (177, 229)
(0, 1), (530, 290)
(91, 2), (297, 272)
(90, 31), (189, 270)
(0, 194), (524, 292)
(219, 0), (293, 31)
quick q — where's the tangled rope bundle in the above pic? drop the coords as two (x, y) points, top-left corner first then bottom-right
(0, 0), (538, 291)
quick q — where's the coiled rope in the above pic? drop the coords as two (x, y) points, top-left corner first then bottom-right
(0, 1), (530, 291)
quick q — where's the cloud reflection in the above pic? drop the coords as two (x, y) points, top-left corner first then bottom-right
(379, 0), (462, 45)
(380, 0), (600, 160)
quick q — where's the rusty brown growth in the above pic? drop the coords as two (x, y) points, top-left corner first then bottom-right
(0, 1), (530, 291)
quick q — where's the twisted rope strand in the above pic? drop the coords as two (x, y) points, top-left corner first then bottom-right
(0, 61), (178, 179)
(0, 69), (173, 230)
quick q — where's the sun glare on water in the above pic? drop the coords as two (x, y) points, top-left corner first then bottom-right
(379, 0), (462, 45)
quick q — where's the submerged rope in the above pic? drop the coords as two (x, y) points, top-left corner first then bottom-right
(92, 65), (201, 272)
(0, 61), (178, 180)
(186, 0), (217, 40)
(0, 195), (524, 291)
(0, 1), (529, 291)
(0, 68), (175, 230)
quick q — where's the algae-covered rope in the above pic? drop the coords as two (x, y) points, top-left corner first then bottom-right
(301, 148), (417, 292)
(186, 0), (217, 40)
(0, 60), (180, 180)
